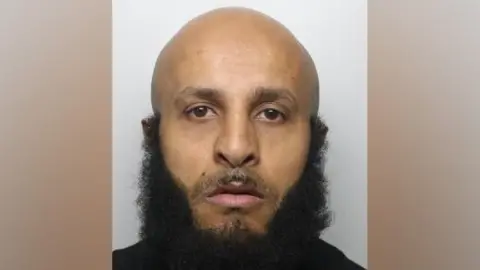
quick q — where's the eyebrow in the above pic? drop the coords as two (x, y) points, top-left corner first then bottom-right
(173, 87), (224, 108)
(250, 87), (297, 108)
(173, 86), (298, 110)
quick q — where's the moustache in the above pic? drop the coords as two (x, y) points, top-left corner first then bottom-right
(190, 168), (274, 202)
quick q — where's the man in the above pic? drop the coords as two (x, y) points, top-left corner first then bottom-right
(113, 6), (365, 270)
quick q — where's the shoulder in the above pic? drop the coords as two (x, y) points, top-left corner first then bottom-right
(306, 239), (367, 270)
(112, 241), (149, 270)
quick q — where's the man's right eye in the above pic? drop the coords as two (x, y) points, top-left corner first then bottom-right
(185, 105), (216, 119)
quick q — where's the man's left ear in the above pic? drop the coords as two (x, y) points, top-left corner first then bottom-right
(141, 117), (155, 142)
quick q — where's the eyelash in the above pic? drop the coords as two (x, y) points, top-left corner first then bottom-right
(185, 105), (216, 119)
(184, 105), (287, 122)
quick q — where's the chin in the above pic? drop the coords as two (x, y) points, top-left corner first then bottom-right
(195, 210), (268, 237)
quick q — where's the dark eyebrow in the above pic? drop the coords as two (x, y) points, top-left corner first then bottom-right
(251, 87), (298, 109)
(173, 87), (224, 107)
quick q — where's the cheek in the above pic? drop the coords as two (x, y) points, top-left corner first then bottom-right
(258, 127), (310, 197)
(160, 123), (217, 190)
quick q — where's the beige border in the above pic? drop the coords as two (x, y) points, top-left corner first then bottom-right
(0, 1), (111, 269)
(368, 1), (479, 269)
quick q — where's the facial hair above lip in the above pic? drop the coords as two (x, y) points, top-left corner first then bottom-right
(189, 168), (271, 209)
(190, 168), (272, 203)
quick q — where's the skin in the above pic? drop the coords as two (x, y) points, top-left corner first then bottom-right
(145, 7), (320, 235)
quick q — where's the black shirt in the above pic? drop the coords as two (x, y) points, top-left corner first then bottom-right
(113, 239), (366, 270)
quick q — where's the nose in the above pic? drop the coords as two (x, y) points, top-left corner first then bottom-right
(214, 116), (259, 168)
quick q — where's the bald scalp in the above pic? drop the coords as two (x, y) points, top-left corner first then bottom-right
(150, 7), (319, 116)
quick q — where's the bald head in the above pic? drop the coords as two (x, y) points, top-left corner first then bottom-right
(151, 7), (319, 116)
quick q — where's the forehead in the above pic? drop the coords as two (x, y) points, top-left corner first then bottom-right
(162, 33), (310, 104)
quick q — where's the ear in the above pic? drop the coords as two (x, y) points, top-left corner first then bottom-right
(141, 117), (155, 141)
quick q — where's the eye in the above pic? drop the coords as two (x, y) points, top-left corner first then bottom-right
(257, 108), (286, 122)
(185, 105), (216, 119)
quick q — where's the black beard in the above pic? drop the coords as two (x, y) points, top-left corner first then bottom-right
(136, 115), (331, 270)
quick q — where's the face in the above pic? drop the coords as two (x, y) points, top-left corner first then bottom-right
(151, 33), (313, 235)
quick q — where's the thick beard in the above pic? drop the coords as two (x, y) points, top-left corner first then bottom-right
(136, 115), (331, 270)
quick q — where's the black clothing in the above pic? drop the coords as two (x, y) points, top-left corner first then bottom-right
(113, 239), (366, 270)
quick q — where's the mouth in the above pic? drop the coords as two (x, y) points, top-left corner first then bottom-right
(205, 184), (264, 208)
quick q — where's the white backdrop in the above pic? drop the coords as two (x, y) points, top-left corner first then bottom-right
(112, 0), (367, 267)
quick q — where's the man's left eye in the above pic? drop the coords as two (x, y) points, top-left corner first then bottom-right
(257, 108), (286, 122)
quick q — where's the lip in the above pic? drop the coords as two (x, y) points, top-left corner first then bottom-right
(205, 185), (264, 208)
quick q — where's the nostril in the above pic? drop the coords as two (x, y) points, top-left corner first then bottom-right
(215, 152), (257, 168)
(243, 154), (256, 166)
(216, 152), (234, 167)
(216, 152), (226, 162)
